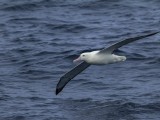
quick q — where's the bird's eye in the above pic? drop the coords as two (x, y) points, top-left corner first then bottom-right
(82, 55), (85, 57)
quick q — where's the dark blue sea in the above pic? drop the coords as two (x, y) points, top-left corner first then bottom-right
(0, 0), (160, 120)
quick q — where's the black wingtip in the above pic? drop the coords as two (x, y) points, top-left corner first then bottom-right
(149, 31), (159, 35)
(143, 31), (159, 38)
(55, 89), (59, 95)
(55, 88), (62, 95)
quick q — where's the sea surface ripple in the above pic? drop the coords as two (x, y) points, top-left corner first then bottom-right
(0, 0), (160, 120)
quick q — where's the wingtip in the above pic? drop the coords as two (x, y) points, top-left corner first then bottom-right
(142, 31), (159, 38)
(55, 88), (62, 95)
(151, 31), (159, 35)
(55, 89), (59, 95)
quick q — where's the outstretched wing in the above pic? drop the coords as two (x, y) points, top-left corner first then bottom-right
(98, 32), (159, 54)
(56, 62), (90, 95)
(56, 31), (159, 95)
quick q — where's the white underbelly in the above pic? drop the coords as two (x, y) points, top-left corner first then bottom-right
(87, 54), (126, 65)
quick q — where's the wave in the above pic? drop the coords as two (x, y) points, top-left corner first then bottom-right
(45, 23), (89, 33)
(57, 98), (160, 120)
(2, 3), (38, 11)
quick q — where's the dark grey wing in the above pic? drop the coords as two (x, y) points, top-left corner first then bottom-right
(56, 61), (90, 95)
(98, 32), (159, 54)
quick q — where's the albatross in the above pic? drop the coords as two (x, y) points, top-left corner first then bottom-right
(56, 32), (159, 95)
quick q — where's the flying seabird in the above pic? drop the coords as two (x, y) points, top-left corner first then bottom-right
(56, 32), (159, 95)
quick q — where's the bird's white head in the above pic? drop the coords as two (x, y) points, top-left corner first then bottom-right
(73, 52), (90, 63)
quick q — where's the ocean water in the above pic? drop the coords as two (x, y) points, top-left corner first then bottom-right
(0, 0), (160, 120)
